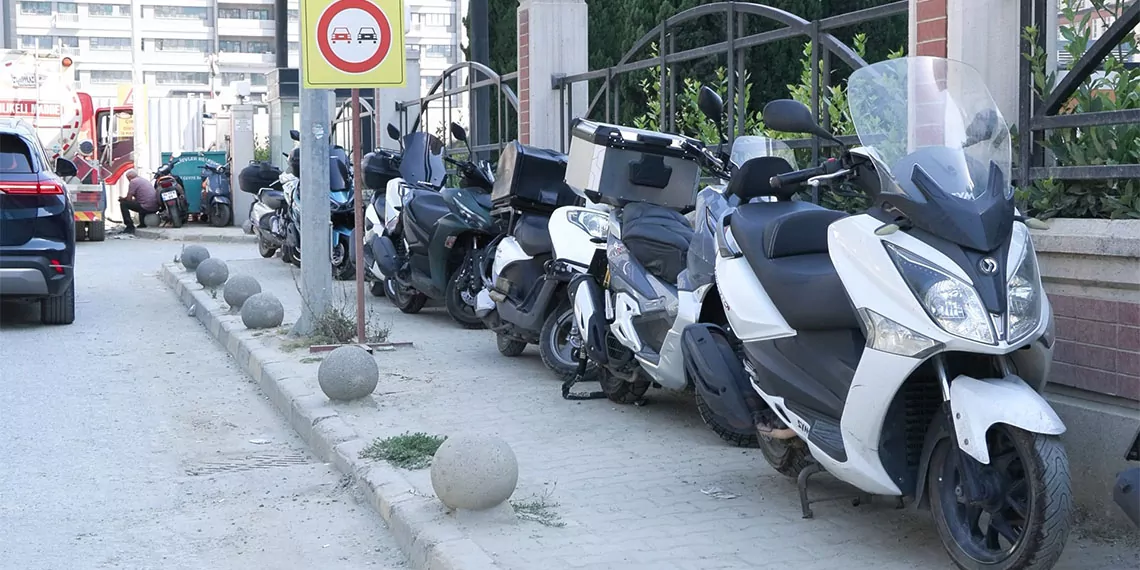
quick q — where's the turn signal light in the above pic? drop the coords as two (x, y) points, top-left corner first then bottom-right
(0, 181), (65, 195)
(50, 259), (65, 274)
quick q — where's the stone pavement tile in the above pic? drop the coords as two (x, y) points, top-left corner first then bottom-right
(173, 256), (1140, 570)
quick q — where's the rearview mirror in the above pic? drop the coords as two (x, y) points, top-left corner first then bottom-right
(387, 123), (400, 141)
(449, 122), (468, 143)
(697, 86), (724, 123)
(289, 129), (300, 142)
(54, 157), (78, 178)
(762, 99), (841, 145)
(78, 139), (95, 155)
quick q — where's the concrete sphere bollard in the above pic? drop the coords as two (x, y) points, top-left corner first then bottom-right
(223, 274), (261, 309)
(195, 257), (229, 288)
(181, 244), (211, 270)
(431, 434), (519, 511)
(240, 292), (284, 329)
(317, 345), (379, 401)
(143, 213), (160, 228)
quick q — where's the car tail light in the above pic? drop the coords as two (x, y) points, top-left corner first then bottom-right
(50, 259), (65, 274)
(0, 180), (65, 195)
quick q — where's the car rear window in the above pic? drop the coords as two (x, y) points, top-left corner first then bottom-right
(0, 134), (35, 174)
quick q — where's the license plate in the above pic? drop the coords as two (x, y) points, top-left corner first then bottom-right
(161, 190), (178, 201)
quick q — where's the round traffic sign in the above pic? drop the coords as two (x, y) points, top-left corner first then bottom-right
(316, 0), (393, 74)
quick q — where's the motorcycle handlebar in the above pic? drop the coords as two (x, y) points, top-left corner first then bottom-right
(770, 157), (841, 189)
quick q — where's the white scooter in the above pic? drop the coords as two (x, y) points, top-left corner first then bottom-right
(703, 57), (1068, 570)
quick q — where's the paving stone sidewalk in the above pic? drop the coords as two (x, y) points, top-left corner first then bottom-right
(163, 252), (1140, 570)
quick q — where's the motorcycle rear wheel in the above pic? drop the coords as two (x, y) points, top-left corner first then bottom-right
(929, 426), (1071, 570)
(598, 370), (650, 405)
(388, 278), (427, 314)
(169, 204), (183, 228)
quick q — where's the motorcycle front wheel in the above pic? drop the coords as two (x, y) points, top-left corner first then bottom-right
(445, 254), (485, 329)
(929, 425), (1071, 570)
(209, 203), (232, 227)
(257, 236), (277, 258)
(332, 237), (354, 281)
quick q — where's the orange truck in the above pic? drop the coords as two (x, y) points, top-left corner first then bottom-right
(0, 50), (134, 241)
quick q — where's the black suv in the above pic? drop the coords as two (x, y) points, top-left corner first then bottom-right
(0, 119), (79, 325)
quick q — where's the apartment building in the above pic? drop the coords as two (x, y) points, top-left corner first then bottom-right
(10, 0), (468, 104)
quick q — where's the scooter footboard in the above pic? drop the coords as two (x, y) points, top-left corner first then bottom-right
(568, 274), (608, 365)
(682, 324), (759, 432)
(950, 375), (1066, 464)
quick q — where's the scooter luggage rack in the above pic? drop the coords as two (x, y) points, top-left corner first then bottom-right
(795, 462), (903, 519)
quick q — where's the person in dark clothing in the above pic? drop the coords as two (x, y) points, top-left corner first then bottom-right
(119, 169), (160, 233)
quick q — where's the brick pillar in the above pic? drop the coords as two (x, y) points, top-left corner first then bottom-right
(517, 0), (588, 150)
(913, 0), (948, 56)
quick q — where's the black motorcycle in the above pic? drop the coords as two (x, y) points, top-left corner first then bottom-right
(154, 158), (189, 228)
(200, 160), (233, 227)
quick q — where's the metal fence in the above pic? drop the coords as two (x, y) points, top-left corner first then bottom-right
(551, 1), (908, 163)
(1016, 0), (1140, 185)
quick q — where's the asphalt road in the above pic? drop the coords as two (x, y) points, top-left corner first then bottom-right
(0, 236), (408, 570)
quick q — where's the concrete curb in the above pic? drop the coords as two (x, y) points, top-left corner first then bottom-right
(159, 263), (503, 570)
(137, 228), (256, 243)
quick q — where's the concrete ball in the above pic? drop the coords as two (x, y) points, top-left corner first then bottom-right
(195, 257), (229, 288)
(143, 213), (161, 228)
(223, 274), (262, 309)
(240, 292), (284, 329)
(317, 345), (379, 401)
(181, 244), (211, 270)
(431, 434), (518, 511)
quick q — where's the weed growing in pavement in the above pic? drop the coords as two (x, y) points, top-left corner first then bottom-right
(511, 488), (565, 528)
(299, 356), (323, 364)
(360, 432), (446, 470)
(285, 271), (392, 349)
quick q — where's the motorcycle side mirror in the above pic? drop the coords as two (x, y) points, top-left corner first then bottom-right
(763, 99), (843, 147)
(697, 86), (726, 143)
(54, 157), (78, 178)
(449, 122), (468, 143)
(387, 123), (400, 141)
(289, 129), (301, 142)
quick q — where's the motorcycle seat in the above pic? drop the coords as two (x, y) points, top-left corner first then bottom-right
(472, 190), (492, 211)
(259, 189), (286, 210)
(514, 212), (553, 256)
(621, 201), (694, 285)
(407, 188), (450, 228)
(729, 201), (858, 331)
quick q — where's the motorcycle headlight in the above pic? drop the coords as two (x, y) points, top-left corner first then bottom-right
(454, 199), (488, 229)
(1006, 223), (1042, 344)
(885, 243), (996, 345)
(567, 210), (608, 239)
(858, 307), (942, 358)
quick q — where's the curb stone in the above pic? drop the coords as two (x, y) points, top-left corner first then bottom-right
(159, 263), (502, 570)
(137, 228), (256, 243)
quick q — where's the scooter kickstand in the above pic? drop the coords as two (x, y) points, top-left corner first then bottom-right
(797, 463), (823, 519)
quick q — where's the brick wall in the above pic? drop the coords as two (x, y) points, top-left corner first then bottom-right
(1050, 294), (1140, 401)
(915, 0), (948, 56)
(517, 9), (530, 144)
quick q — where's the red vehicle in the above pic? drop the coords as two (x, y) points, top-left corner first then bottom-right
(331, 27), (352, 43)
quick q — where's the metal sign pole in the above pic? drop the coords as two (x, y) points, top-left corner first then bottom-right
(351, 88), (366, 344)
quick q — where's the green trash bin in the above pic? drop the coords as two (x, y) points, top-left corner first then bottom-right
(159, 151), (229, 214)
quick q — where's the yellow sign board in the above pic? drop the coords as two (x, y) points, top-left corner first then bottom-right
(300, 0), (406, 89)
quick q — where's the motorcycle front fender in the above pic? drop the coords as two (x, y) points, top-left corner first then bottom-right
(212, 196), (232, 205)
(568, 274), (608, 365)
(950, 375), (1066, 464)
(332, 226), (354, 257)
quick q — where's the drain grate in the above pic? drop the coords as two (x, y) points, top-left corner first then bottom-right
(185, 451), (313, 476)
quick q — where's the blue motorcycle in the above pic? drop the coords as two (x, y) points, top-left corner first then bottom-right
(283, 129), (356, 280)
(200, 160), (233, 227)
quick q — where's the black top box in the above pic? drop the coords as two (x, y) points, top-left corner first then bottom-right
(363, 149), (401, 190)
(491, 141), (581, 214)
(565, 118), (703, 210)
(238, 162), (282, 194)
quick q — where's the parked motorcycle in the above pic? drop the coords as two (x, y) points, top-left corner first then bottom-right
(677, 56), (1068, 569)
(281, 128), (356, 276)
(199, 160), (234, 227)
(371, 123), (498, 328)
(154, 157), (189, 228)
(239, 160), (289, 258)
(361, 124), (405, 297)
(472, 140), (587, 369)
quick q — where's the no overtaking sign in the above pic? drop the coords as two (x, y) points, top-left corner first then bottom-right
(300, 0), (406, 88)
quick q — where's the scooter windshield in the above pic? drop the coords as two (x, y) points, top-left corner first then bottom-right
(847, 56), (1014, 251)
(730, 136), (797, 170)
(399, 133), (446, 188)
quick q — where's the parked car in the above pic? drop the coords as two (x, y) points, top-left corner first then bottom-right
(0, 118), (79, 325)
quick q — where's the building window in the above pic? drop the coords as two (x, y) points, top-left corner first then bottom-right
(155, 39), (210, 52)
(423, 44), (453, 59)
(220, 72), (246, 84)
(89, 3), (129, 17)
(56, 2), (78, 14)
(90, 37), (132, 50)
(19, 35), (54, 50)
(288, 42), (299, 53)
(218, 7), (241, 19)
(288, 9), (298, 21)
(247, 41), (272, 54)
(246, 8), (269, 20)
(250, 74), (267, 86)
(58, 36), (79, 48)
(155, 72), (209, 85)
(219, 40), (243, 53)
(19, 1), (52, 15)
(153, 6), (208, 20)
(410, 12), (454, 31)
(91, 70), (133, 84)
